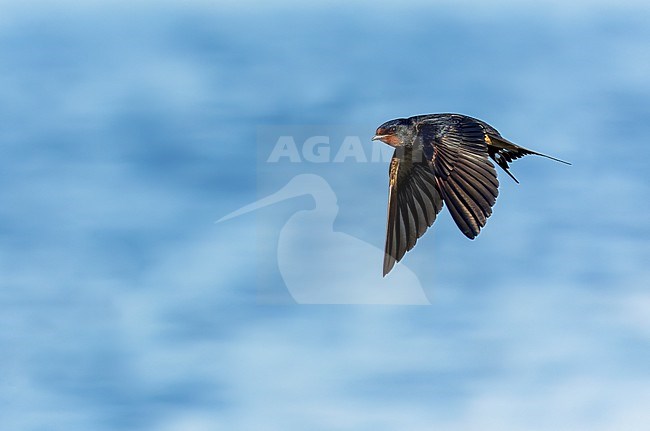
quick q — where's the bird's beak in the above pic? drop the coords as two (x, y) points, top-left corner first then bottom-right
(372, 134), (400, 147)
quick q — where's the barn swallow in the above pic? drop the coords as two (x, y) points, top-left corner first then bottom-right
(372, 113), (570, 276)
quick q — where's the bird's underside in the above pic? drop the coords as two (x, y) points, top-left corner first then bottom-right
(381, 113), (569, 276)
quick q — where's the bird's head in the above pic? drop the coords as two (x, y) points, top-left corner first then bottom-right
(372, 118), (415, 147)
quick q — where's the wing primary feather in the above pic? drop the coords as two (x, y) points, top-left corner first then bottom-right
(447, 175), (487, 226)
(411, 174), (440, 226)
(455, 158), (499, 190)
(399, 193), (417, 249)
(450, 170), (494, 215)
(409, 182), (434, 233)
(444, 178), (481, 234)
(437, 177), (478, 238)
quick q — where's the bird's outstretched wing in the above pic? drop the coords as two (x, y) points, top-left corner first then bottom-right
(420, 115), (500, 239)
(384, 147), (443, 276)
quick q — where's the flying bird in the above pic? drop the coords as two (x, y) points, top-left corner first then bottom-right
(372, 113), (570, 276)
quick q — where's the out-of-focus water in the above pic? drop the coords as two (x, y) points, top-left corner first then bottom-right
(1, 1), (649, 430)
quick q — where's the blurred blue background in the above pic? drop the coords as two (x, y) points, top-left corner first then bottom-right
(1, 1), (650, 429)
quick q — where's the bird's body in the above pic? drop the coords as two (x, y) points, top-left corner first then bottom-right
(372, 113), (569, 276)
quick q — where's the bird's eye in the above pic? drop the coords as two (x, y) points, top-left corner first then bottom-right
(388, 126), (397, 133)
